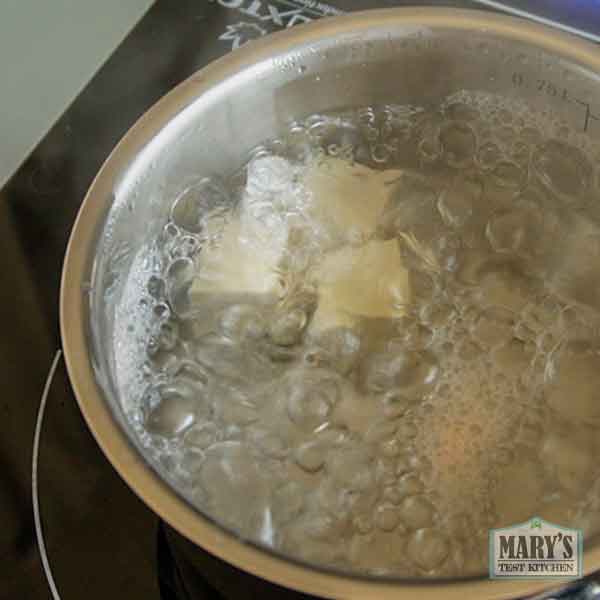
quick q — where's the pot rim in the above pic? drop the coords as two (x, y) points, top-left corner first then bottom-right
(60, 8), (600, 599)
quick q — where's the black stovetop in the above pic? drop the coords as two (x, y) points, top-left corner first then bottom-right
(3, 1), (600, 599)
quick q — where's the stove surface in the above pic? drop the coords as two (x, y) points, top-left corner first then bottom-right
(3, 1), (600, 599)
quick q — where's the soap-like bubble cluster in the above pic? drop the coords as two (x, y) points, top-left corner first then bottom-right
(113, 90), (600, 578)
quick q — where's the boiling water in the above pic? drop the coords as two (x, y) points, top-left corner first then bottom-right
(114, 91), (600, 577)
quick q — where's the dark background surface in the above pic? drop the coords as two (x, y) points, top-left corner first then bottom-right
(476, 0), (600, 42)
(2, 1), (599, 598)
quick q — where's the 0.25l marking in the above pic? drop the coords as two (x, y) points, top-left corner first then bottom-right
(512, 71), (599, 133)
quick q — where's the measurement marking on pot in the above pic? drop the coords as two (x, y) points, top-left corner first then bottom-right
(512, 71), (599, 133)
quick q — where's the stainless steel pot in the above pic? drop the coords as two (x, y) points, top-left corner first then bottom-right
(61, 8), (600, 598)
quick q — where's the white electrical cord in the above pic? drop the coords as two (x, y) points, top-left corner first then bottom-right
(32, 349), (63, 600)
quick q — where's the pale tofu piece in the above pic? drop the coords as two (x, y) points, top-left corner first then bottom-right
(189, 156), (296, 304)
(190, 156), (409, 321)
(308, 291), (359, 334)
(303, 156), (403, 246)
(309, 239), (410, 335)
(189, 216), (284, 304)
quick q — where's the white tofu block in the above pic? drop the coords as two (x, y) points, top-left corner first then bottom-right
(309, 239), (410, 334)
(303, 156), (403, 247)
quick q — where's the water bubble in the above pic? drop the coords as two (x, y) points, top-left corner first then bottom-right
(456, 339), (481, 361)
(156, 319), (179, 352)
(437, 176), (482, 228)
(305, 327), (361, 375)
(493, 339), (531, 372)
(353, 514), (373, 534)
(496, 125), (516, 145)
(419, 302), (455, 328)
(395, 322), (434, 351)
(302, 510), (341, 543)
(252, 429), (288, 458)
(418, 136), (441, 163)
(170, 235), (201, 260)
(396, 420), (418, 440)
(498, 108), (513, 124)
(486, 204), (542, 257)
(200, 441), (270, 534)
(493, 447), (514, 466)
(521, 126), (541, 145)
(327, 446), (374, 492)
(374, 503), (404, 532)
(166, 258), (195, 317)
(147, 275), (165, 299)
(380, 437), (402, 458)
(172, 360), (210, 387)
(178, 447), (205, 480)
(195, 335), (273, 383)
(216, 389), (259, 426)
(184, 422), (220, 449)
(490, 161), (525, 190)
(218, 303), (266, 342)
(378, 172), (439, 242)
(246, 155), (297, 195)
(286, 370), (340, 431)
(471, 307), (515, 349)
(143, 381), (206, 438)
(170, 177), (230, 234)
(532, 139), (592, 203)
(381, 390), (415, 419)
(145, 336), (180, 370)
(269, 308), (308, 346)
(285, 126), (312, 161)
(476, 260), (534, 312)
(375, 455), (399, 487)
(511, 139), (531, 167)
(365, 420), (398, 444)
(357, 108), (375, 126)
(371, 143), (391, 164)
(407, 529), (450, 571)
(383, 117), (412, 144)
(444, 102), (479, 122)
(272, 481), (304, 524)
(439, 121), (476, 168)
(153, 302), (170, 319)
(537, 331), (558, 354)
(399, 495), (436, 529)
(363, 350), (439, 396)
(364, 125), (379, 143)
(295, 440), (328, 472)
(162, 221), (180, 241)
(516, 420), (543, 448)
